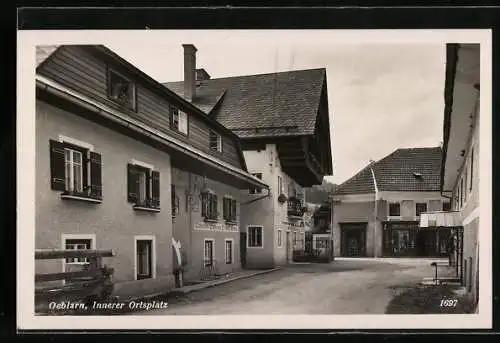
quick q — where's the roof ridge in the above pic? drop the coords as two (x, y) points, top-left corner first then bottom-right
(163, 67), (326, 85)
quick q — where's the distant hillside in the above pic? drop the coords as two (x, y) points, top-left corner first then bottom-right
(305, 180), (337, 204)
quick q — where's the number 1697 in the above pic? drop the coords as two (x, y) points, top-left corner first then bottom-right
(440, 299), (458, 307)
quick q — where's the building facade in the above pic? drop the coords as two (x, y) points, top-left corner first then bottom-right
(35, 45), (267, 299)
(332, 147), (451, 258)
(164, 51), (334, 268)
(420, 43), (480, 304)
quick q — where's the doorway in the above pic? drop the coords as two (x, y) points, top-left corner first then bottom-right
(341, 224), (366, 257)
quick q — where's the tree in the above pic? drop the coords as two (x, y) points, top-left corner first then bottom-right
(305, 179), (337, 204)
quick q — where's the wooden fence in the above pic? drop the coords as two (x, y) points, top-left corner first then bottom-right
(35, 249), (114, 314)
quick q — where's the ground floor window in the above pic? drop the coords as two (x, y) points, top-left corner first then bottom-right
(136, 239), (153, 280)
(382, 224), (451, 257)
(64, 238), (92, 264)
(204, 239), (215, 266)
(247, 226), (263, 247)
(225, 239), (233, 264)
(277, 230), (283, 247)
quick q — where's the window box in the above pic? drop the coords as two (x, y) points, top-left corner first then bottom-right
(127, 163), (161, 213)
(49, 139), (103, 203)
(60, 188), (103, 203)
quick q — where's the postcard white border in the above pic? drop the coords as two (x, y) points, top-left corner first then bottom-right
(17, 29), (492, 330)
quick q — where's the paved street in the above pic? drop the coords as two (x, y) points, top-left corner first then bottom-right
(141, 258), (451, 315)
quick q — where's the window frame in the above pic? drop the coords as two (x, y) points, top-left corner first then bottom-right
(223, 196), (237, 223)
(134, 235), (156, 280)
(388, 202), (401, 217)
(224, 238), (234, 265)
(106, 67), (137, 112)
(201, 191), (219, 222)
(50, 137), (102, 203)
(209, 130), (223, 153)
(127, 160), (161, 212)
(203, 238), (215, 267)
(277, 229), (283, 248)
(249, 173), (263, 194)
(415, 202), (428, 217)
(61, 234), (96, 269)
(169, 106), (189, 136)
(247, 225), (264, 249)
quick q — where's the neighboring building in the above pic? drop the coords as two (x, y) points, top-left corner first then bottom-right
(35, 44), (267, 300)
(164, 48), (333, 268)
(332, 147), (450, 258)
(420, 44), (480, 304)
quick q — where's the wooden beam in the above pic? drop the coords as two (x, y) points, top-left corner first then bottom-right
(35, 267), (114, 283)
(35, 249), (114, 260)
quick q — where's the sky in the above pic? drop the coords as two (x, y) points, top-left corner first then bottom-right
(105, 38), (446, 185)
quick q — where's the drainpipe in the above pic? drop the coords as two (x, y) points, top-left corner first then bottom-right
(370, 165), (378, 258)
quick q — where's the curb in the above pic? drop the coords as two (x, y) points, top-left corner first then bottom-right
(117, 267), (282, 302)
(179, 267), (282, 294)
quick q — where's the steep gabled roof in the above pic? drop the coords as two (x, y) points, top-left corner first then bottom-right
(163, 68), (327, 138)
(334, 147), (442, 195)
(334, 165), (375, 195)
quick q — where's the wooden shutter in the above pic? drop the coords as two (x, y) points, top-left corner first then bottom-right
(212, 194), (218, 218)
(127, 164), (138, 203)
(179, 111), (188, 134)
(89, 152), (102, 198)
(231, 200), (237, 221)
(49, 140), (67, 191)
(151, 171), (160, 208)
(223, 198), (228, 220)
(201, 193), (207, 217)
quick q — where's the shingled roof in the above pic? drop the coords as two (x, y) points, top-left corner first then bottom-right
(163, 68), (327, 138)
(335, 147), (442, 195)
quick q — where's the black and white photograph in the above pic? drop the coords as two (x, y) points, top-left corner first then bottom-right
(17, 29), (491, 330)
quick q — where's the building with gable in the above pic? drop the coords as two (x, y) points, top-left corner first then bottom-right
(332, 147), (451, 258)
(164, 45), (334, 268)
(34, 44), (268, 299)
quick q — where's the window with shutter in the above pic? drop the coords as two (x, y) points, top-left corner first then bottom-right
(223, 197), (228, 220)
(50, 139), (102, 203)
(127, 163), (160, 212)
(231, 199), (237, 222)
(178, 111), (188, 135)
(202, 191), (218, 221)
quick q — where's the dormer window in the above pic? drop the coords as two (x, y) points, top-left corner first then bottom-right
(107, 69), (136, 111)
(170, 106), (188, 135)
(209, 130), (222, 153)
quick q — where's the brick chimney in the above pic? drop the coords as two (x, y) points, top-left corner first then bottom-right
(182, 44), (197, 101)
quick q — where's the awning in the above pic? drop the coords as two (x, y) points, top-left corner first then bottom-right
(419, 211), (463, 228)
